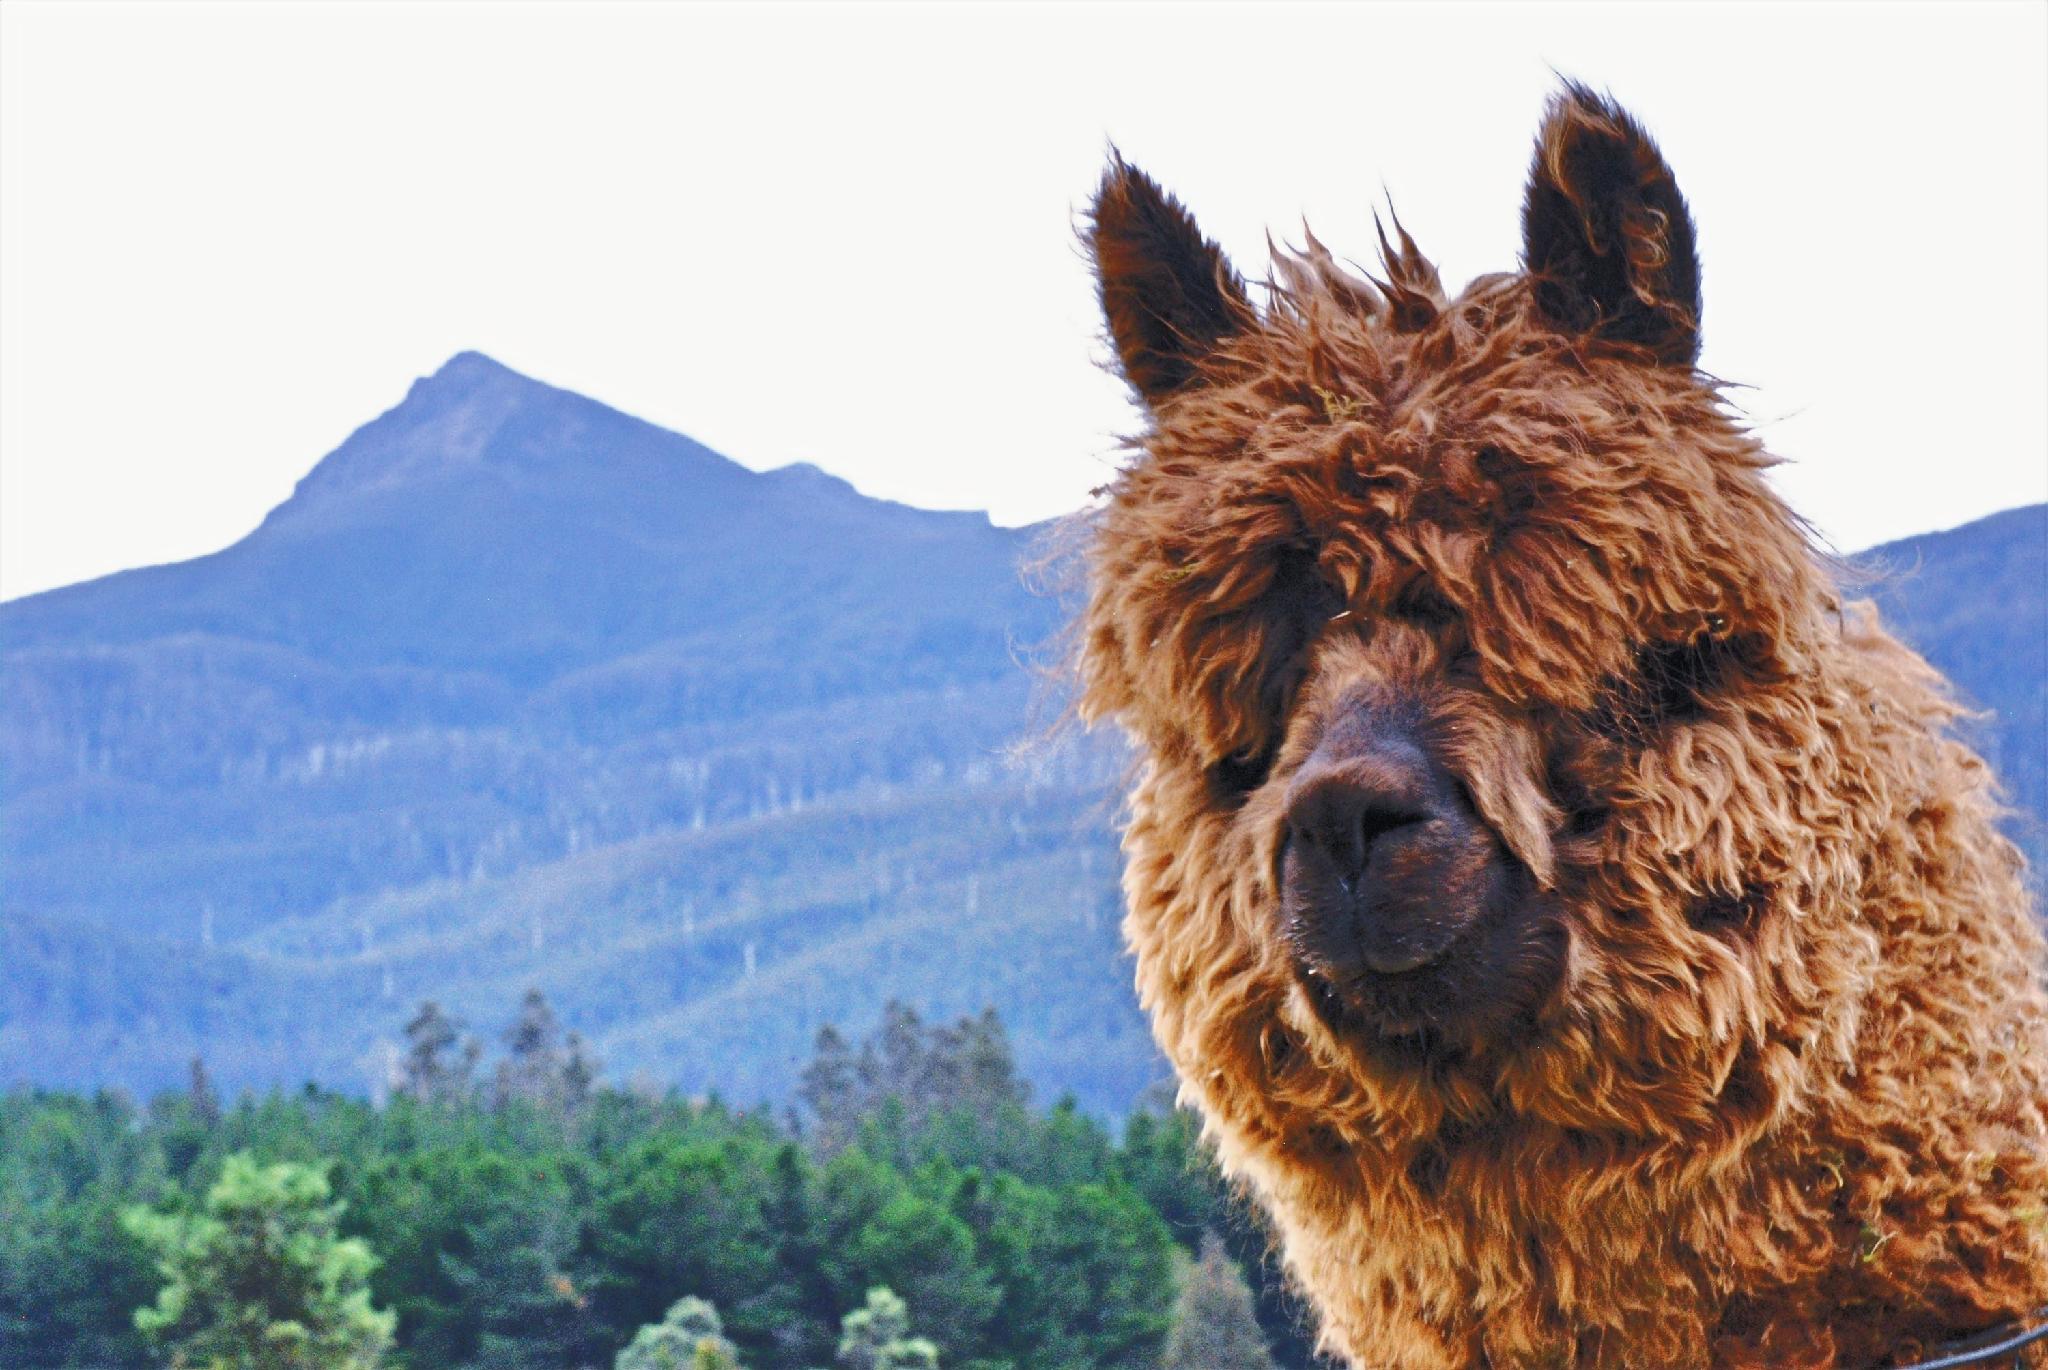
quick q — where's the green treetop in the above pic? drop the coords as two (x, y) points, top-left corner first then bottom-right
(123, 1151), (395, 1369)
(835, 1286), (938, 1370)
(615, 1295), (744, 1370)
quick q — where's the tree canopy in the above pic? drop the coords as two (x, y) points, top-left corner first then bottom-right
(1, 994), (1321, 1370)
(123, 1152), (395, 1369)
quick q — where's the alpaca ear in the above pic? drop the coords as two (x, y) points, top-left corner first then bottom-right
(1089, 153), (1252, 407)
(1521, 83), (1702, 366)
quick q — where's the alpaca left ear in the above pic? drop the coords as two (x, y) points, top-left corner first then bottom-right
(1089, 153), (1252, 408)
(1522, 83), (1702, 366)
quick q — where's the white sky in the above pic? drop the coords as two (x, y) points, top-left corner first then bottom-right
(3, 1), (2044, 601)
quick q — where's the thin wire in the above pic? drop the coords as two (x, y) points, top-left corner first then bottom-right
(1890, 1309), (2048, 1370)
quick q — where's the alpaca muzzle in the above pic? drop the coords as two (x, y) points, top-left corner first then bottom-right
(1278, 710), (1515, 1022)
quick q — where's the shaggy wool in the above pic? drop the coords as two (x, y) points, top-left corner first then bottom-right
(1075, 84), (2048, 1369)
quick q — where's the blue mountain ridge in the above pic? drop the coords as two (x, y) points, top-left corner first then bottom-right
(2, 353), (2040, 1109)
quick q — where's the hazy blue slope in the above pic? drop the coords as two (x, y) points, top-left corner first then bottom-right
(1859, 502), (2046, 866)
(0, 351), (1132, 1107)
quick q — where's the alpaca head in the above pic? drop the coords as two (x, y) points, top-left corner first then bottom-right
(1081, 85), (1850, 1154)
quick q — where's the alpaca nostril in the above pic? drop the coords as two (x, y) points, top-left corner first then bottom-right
(1338, 805), (1425, 883)
(1286, 771), (1431, 886)
(1357, 806), (1426, 864)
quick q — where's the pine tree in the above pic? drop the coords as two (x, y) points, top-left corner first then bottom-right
(399, 1000), (480, 1105)
(614, 1295), (745, 1370)
(799, 1025), (859, 1151)
(441, 1176), (592, 1369)
(494, 988), (567, 1111)
(856, 1002), (929, 1113)
(836, 1287), (938, 1370)
(1159, 1232), (1276, 1370)
(955, 1007), (1028, 1114)
(187, 1055), (223, 1128)
(562, 1031), (602, 1116)
(122, 1151), (395, 1370)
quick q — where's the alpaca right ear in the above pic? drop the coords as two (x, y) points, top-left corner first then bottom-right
(1521, 83), (1702, 366)
(1089, 154), (1251, 408)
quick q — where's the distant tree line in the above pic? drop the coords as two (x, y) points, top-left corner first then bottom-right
(0, 992), (1314, 1370)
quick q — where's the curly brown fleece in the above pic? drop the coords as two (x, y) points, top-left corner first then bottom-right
(1076, 85), (2048, 1369)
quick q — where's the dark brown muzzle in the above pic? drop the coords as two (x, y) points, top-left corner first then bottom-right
(1279, 704), (1509, 991)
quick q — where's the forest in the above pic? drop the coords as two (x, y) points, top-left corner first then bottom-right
(0, 993), (1316, 1370)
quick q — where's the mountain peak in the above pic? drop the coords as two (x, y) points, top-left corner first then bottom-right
(268, 352), (553, 514)
(260, 351), (751, 532)
(264, 356), (984, 543)
(406, 350), (534, 404)
(405, 348), (560, 413)
(433, 348), (515, 379)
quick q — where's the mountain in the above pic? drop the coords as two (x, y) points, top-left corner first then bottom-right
(1858, 503), (2046, 858)
(2, 354), (2041, 1109)
(1, 353), (1139, 1109)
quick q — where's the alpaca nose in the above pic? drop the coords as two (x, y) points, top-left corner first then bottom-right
(1279, 718), (1490, 979)
(1283, 741), (1435, 890)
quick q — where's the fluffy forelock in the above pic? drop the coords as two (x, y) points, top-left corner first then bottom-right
(1082, 228), (1826, 778)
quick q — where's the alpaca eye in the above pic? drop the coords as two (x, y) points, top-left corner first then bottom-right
(1474, 445), (1539, 520)
(1202, 552), (1329, 803)
(1634, 634), (1747, 723)
(1392, 582), (1459, 629)
(1211, 744), (1279, 799)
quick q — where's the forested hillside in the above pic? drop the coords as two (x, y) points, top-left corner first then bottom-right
(2, 351), (2040, 1112)
(0, 997), (1320, 1370)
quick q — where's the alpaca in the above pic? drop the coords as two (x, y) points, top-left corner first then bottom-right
(1075, 85), (2048, 1368)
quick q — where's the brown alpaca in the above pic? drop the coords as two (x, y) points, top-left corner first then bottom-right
(1076, 85), (2048, 1368)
